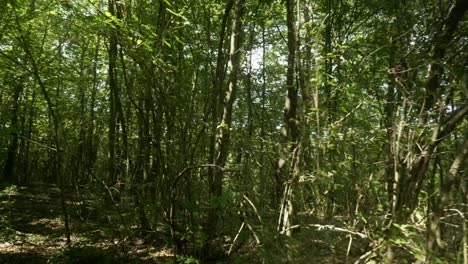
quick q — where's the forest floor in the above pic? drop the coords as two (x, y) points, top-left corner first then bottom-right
(0, 182), (374, 263)
(0, 183), (173, 264)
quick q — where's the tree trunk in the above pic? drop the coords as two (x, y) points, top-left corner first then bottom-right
(3, 82), (22, 183)
(12, 1), (71, 245)
(278, 0), (299, 238)
(427, 138), (468, 256)
(108, 0), (119, 187)
(390, 0), (467, 224)
(204, 0), (244, 256)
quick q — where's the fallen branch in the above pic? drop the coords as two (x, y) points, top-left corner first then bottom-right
(354, 242), (383, 264)
(227, 221), (245, 256)
(280, 224), (368, 239)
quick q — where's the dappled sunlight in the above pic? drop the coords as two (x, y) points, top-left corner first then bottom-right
(0, 184), (174, 263)
(0, 0), (466, 262)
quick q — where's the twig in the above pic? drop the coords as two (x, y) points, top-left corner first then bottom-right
(227, 221), (245, 256)
(171, 164), (239, 191)
(244, 218), (261, 245)
(243, 194), (263, 226)
(332, 102), (363, 126)
(19, 136), (57, 151)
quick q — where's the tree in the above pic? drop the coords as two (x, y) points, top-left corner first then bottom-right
(204, 0), (245, 256)
(1, 0), (467, 262)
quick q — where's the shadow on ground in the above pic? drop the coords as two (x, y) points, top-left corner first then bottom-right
(0, 252), (48, 264)
(0, 183), (173, 263)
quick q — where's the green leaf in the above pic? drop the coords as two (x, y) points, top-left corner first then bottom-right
(163, 39), (172, 48)
(166, 7), (188, 21)
(174, 35), (185, 45)
(326, 79), (337, 86)
(163, 0), (173, 7)
(47, 10), (58, 15)
(217, 122), (228, 130)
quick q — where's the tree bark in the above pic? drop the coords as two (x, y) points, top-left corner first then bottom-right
(12, 2), (71, 245)
(278, 0), (299, 238)
(2, 82), (22, 183)
(108, 0), (119, 187)
(427, 138), (468, 255)
(391, 0), (467, 224)
(204, 0), (244, 256)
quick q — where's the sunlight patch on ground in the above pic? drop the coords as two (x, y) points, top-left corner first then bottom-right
(0, 184), (176, 262)
(129, 244), (174, 260)
(30, 217), (63, 228)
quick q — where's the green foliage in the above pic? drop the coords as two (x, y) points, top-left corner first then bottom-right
(176, 255), (200, 264)
(0, 0), (466, 262)
(0, 184), (19, 195)
(49, 246), (124, 264)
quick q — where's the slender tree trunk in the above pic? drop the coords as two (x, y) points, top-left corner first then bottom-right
(133, 70), (152, 237)
(76, 41), (90, 185)
(108, 0), (119, 187)
(207, 0), (234, 192)
(392, 0), (467, 223)
(12, 2), (71, 245)
(204, 0), (244, 255)
(278, 0), (299, 238)
(299, 4), (314, 173)
(86, 36), (101, 182)
(22, 90), (36, 183)
(427, 138), (468, 256)
(3, 82), (22, 183)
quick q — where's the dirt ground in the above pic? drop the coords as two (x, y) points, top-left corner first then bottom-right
(0, 183), (173, 264)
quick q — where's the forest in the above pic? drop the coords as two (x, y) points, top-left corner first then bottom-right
(0, 0), (467, 263)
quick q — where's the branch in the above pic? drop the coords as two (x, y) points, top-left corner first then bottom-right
(279, 224), (368, 239)
(19, 135), (57, 151)
(354, 242), (384, 264)
(171, 164), (239, 191)
(243, 194), (263, 225)
(0, 49), (32, 73)
(227, 221), (245, 256)
(437, 104), (468, 141)
(424, 0), (468, 112)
